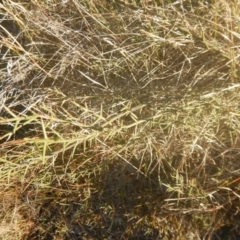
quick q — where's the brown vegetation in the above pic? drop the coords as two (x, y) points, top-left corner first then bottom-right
(1, 0), (240, 239)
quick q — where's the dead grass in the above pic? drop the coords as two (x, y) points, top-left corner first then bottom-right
(1, 0), (240, 239)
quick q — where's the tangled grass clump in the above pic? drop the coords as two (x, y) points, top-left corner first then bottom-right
(1, 0), (240, 239)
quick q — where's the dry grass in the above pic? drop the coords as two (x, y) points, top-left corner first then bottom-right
(1, 0), (240, 239)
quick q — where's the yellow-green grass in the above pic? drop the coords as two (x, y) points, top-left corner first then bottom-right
(0, 0), (240, 239)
